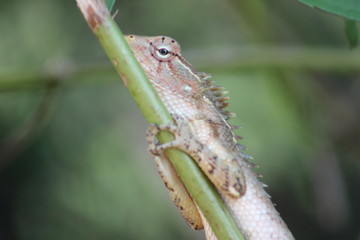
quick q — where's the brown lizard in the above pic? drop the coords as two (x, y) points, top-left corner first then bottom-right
(125, 35), (295, 240)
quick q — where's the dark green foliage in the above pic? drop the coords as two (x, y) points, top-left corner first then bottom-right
(298, 0), (360, 47)
(298, 0), (360, 20)
(345, 20), (358, 48)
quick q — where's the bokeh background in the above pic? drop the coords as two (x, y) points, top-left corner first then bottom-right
(1, 0), (359, 239)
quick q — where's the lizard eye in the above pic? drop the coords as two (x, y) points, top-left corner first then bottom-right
(152, 45), (174, 61)
(158, 48), (169, 56)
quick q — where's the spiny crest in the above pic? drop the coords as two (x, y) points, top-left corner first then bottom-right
(196, 71), (236, 121)
(196, 71), (256, 165)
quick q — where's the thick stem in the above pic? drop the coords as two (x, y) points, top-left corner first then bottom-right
(76, 0), (244, 239)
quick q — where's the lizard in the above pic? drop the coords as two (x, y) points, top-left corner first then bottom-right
(125, 35), (295, 240)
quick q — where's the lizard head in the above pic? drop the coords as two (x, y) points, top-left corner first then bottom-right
(125, 35), (219, 120)
(125, 35), (181, 64)
(125, 35), (203, 96)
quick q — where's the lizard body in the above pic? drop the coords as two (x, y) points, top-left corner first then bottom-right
(126, 35), (294, 240)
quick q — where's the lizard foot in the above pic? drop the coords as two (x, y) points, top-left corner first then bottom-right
(146, 122), (180, 156)
(146, 114), (200, 155)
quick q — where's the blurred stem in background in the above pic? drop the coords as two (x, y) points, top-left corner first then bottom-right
(1, 47), (360, 91)
(0, 83), (60, 167)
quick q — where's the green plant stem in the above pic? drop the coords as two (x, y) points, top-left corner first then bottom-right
(76, 0), (244, 239)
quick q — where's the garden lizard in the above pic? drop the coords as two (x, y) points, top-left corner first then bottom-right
(125, 35), (295, 240)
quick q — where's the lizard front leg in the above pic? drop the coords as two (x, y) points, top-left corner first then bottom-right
(148, 115), (247, 199)
(146, 123), (203, 230)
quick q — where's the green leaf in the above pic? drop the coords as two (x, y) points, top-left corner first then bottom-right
(298, 0), (360, 21)
(105, 0), (115, 12)
(345, 19), (358, 48)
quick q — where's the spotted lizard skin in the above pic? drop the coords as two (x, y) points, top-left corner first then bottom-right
(126, 35), (295, 240)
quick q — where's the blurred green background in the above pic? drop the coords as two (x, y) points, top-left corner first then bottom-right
(1, 0), (359, 239)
